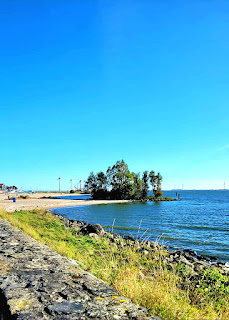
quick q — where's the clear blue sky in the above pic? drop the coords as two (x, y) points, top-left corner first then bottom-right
(1, 0), (229, 191)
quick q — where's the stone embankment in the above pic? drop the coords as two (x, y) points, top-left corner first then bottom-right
(0, 218), (161, 320)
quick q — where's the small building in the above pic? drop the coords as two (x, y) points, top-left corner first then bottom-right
(0, 184), (6, 192)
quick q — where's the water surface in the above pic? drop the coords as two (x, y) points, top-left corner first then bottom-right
(52, 190), (229, 261)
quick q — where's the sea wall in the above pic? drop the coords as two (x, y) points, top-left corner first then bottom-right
(0, 217), (160, 320)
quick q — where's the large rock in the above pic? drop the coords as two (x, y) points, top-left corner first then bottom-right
(80, 223), (105, 236)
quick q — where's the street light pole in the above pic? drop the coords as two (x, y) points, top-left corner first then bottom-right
(58, 176), (61, 192)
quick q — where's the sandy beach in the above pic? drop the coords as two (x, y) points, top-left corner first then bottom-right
(0, 192), (130, 212)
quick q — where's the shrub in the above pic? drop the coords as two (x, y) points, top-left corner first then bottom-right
(18, 195), (30, 199)
(154, 191), (163, 198)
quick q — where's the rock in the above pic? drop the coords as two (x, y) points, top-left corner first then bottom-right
(123, 235), (135, 241)
(209, 255), (218, 261)
(80, 223), (105, 236)
(194, 262), (205, 272)
(179, 255), (194, 267)
(183, 249), (197, 256)
(112, 232), (122, 240)
(0, 218), (159, 319)
(46, 302), (83, 315)
(69, 222), (80, 231)
(183, 253), (195, 263)
(88, 233), (99, 239)
(167, 255), (174, 263)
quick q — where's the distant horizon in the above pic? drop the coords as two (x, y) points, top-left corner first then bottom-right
(29, 188), (229, 193)
(2, 179), (229, 192)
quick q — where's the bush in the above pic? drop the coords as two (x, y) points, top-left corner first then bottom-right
(19, 195), (30, 199)
(70, 190), (75, 194)
(154, 191), (163, 198)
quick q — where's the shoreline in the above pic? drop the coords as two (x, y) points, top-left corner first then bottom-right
(52, 210), (229, 269)
(0, 192), (176, 213)
(0, 214), (156, 320)
(0, 192), (131, 212)
(2, 192), (226, 264)
(0, 206), (229, 318)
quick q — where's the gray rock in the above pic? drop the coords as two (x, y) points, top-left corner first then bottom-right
(80, 223), (105, 236)
(88, 233), (99, 239)
(47, 302), (83, 315)
(0, 218), (158, 320)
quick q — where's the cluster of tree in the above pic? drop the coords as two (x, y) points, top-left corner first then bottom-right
(84, 160), (162, 200)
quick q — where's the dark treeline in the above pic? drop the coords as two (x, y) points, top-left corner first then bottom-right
(84, 160), (162, 200)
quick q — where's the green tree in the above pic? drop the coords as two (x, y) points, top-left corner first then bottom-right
(96, 171), (107, 190)
(85, 161), (163, 200)
(92, 171), (108, 199)
(154, 172), (163, 198)
(107, 160), (133, 199)
(149, 171), (163, 198)
(149, 170), (156, 192)
(84, 171), (97, 192)
(142, 171), (149, 199)
(131, 172), (143, 200)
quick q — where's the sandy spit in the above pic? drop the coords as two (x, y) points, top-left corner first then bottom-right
(0, 192), (130, 212)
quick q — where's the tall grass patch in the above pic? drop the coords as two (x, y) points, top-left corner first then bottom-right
(0, 209), (228, 320)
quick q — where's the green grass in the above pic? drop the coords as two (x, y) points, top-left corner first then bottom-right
(147, 195), (174, 201)
(0, 209), (229, 320)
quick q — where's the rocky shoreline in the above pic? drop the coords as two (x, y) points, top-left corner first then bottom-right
(1, 210), (229, 320)
(52, 212), (229, 277)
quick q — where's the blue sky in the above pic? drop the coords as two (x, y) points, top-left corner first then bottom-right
(1, 0), (229, 191)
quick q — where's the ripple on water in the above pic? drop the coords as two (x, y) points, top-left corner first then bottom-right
(52, 190), (229, 261)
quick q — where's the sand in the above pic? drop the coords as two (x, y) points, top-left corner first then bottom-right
(0, 192), (130, 212)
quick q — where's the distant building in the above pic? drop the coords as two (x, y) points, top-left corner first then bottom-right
(0, 184), (6, 192)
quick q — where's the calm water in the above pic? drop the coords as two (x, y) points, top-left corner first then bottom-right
(52, 190), (229, 261)
(53, 195), (91, 200)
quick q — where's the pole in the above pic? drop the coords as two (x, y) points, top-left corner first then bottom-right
(58, 176), (61, 192)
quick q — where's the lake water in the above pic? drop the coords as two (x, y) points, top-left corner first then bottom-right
(53, 194), (90, 200)
(52, 190), (229, 262)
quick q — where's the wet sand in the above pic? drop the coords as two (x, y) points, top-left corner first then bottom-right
(0, 192), (130, 212)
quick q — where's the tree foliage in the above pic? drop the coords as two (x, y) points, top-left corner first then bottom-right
(84, 160), (163, 200)
(149, 171), (163, 198)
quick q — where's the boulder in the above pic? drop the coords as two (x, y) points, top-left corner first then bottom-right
(88, 233), (99, 239)
(123, 235), (135, 241)
(80, 224), (104, 236)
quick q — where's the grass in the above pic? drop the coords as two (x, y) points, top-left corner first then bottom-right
(147, 195), (174, 201)
(0, 209), (229, 320)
